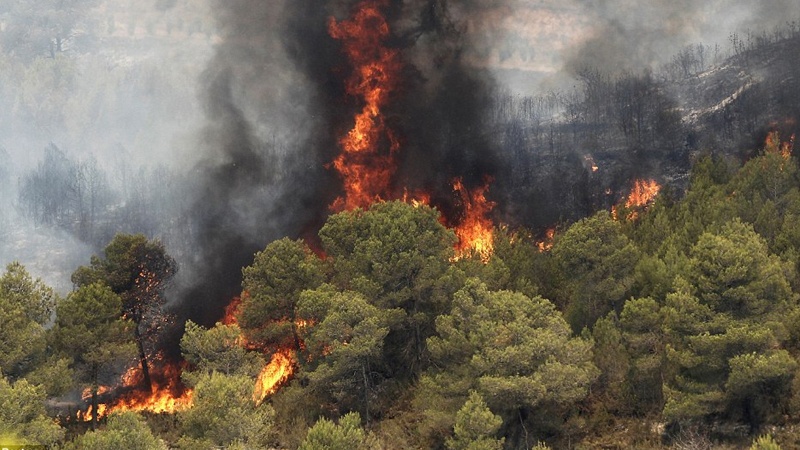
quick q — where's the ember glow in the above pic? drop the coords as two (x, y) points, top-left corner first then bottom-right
(584, 154), (599, 172)
(253, 349), (295, 406)
(221, 295), (242, 325)
(328, 0), (403, 211)
(451, 178), (496, 262)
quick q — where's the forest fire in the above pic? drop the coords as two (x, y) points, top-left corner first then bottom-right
(613, 179), (661, 220)
(219, 297), (302, 404)
(76, 2), (501, 421)
(221, 295), (242, 325)
(537, 228), (556, 252)
(764, 130), (795, 159)
(328, 0), (403, 211)
(626, 179), (661, 209)
(451, 178), (496, 261)
(77, 356), (193, 422)
(328, 0), (496, 259)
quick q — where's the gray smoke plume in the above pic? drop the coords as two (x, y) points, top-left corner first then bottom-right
(562, 0), (800, 75)
(172, 0), (333, 327)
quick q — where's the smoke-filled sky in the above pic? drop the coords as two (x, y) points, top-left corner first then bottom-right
(1, 0), (798, 296)
(456, 0), (800, 92)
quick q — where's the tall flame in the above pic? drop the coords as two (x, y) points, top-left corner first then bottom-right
(253, 350), (295, 406)
(452, 178), (496, 262)
(221, 296), (242, 325)
(329, 0), (403, 211)
(327, 1), (496, 261)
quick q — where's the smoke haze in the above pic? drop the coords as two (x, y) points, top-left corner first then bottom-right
(1, 0), (798, 324)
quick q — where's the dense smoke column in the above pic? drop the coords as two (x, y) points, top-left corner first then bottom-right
(335, 0), (507, 223)
(170, 0), (339, 335)
(392, 1), (503, 222)
(168, 0), (509, 343)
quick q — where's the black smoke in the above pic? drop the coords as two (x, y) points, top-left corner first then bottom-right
(170, 0), (504, 331)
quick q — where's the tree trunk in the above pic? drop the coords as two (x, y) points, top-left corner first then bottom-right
(291, 309), (301, 352)
(362, 361), (370, 425)
(91, 363), (99, 431)
(134, 324), (152, 391)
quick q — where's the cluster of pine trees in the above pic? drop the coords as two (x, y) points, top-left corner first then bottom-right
(3, 136), (800, 449)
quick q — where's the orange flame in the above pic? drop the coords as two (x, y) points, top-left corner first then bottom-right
(253, 350), (294, 405)
(612, 179), (661, 220)
(329, 0), (403, 211)
(625, 179), (661, 209)
(451, 178), (495, 262)
(326, 1), (497, 263)
(77, 355), (193, 421)
(765, 131), (795, 159)
(536, 228), (555, 252)
(221, 296), (242, 325)
(77, 403), (107, 422)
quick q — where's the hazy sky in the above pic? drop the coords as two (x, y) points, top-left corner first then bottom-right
(462, 0), (800, 92)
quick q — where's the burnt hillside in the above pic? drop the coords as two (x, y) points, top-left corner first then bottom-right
(488, 26), (800, 235)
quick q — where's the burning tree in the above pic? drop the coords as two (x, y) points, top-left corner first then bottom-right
(50, 283), (137, 429)
(324, 0), (499, 261)
(72, 233), (177, 392)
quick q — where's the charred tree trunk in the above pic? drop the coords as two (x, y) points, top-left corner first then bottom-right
(91, 363), (99, 431)
(134, 324), (152, 391)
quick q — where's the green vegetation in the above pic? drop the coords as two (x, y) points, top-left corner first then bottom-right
(64, 411), (167, 450)
(176, 371), (275, 449)
(8, 136), (800, 448)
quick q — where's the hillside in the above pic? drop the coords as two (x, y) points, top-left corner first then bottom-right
(3, 3), (800, 449)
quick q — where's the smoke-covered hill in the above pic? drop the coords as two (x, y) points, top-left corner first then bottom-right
(488, 24), (800, 234)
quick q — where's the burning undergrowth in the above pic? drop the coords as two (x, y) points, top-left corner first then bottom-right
(74, 353), (193, 423)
